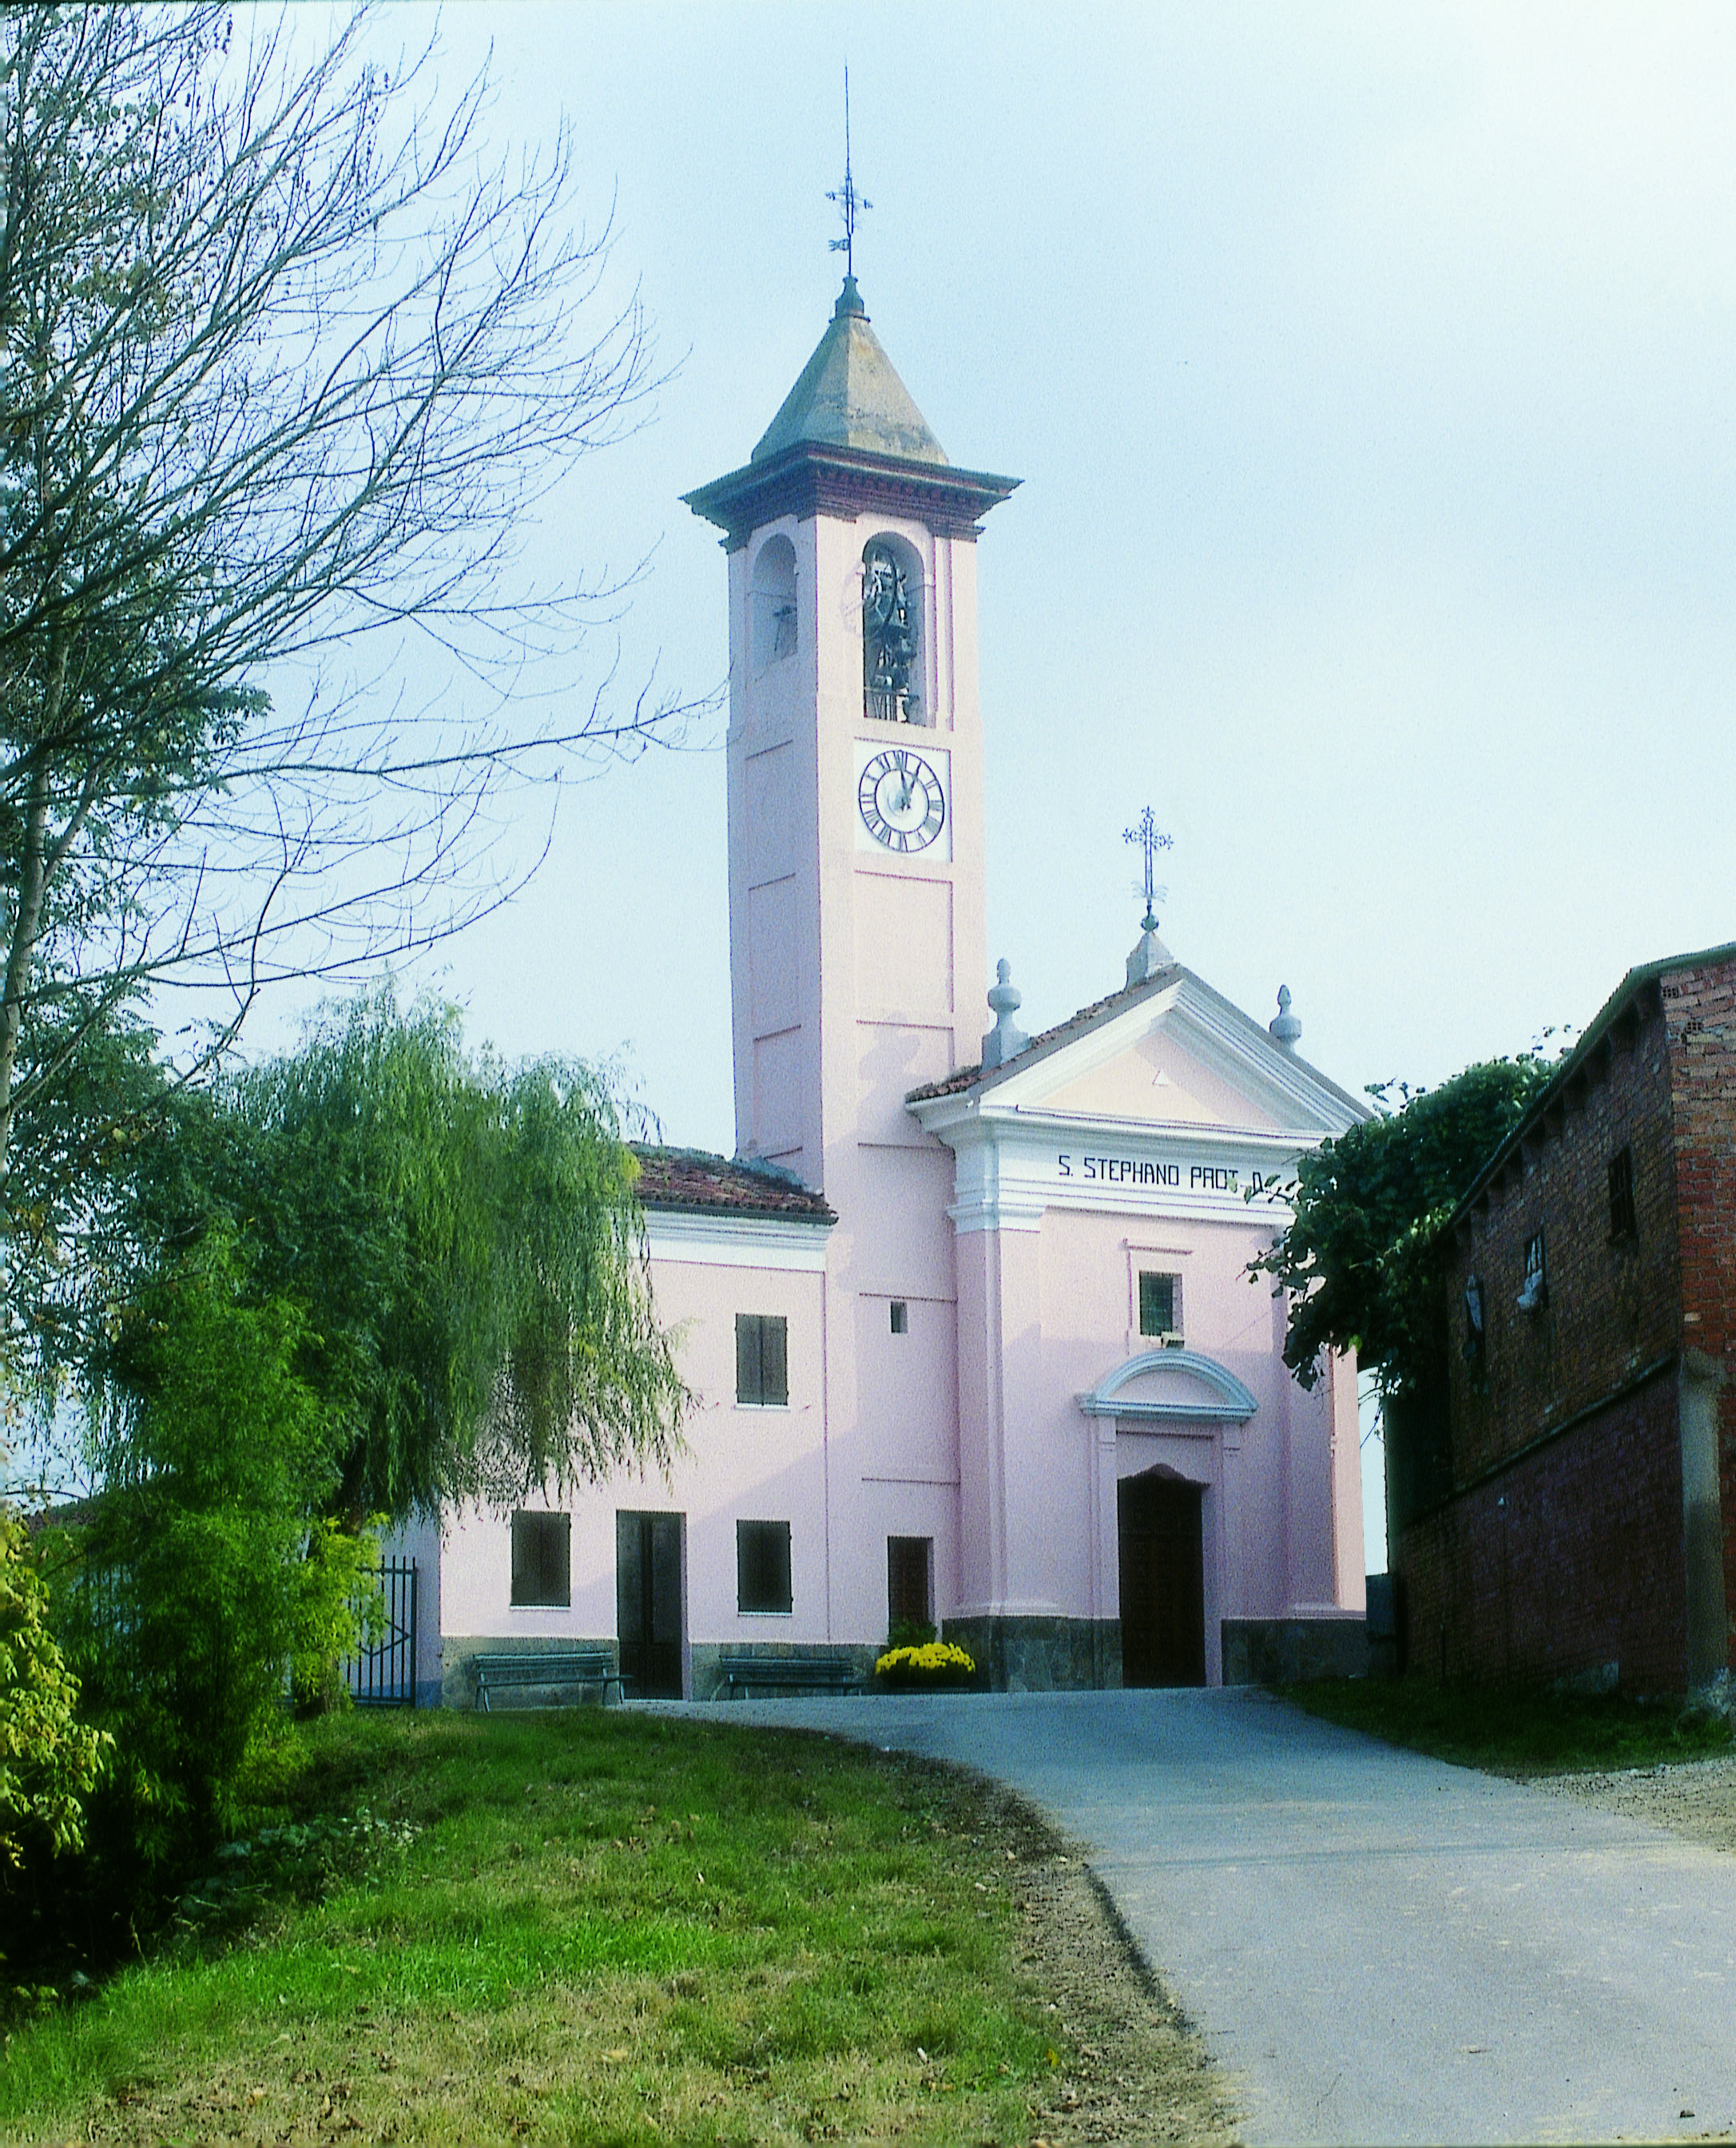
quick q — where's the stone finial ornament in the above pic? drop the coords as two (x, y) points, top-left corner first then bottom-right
(1126, 923), (1174, 987)
(980, 958), (1030, 1069)
(1269, 985), (1302, 1050)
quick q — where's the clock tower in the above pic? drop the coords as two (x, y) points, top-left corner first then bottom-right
(685, 275), (1017, 1635)
(685, 275), (1017, 1196)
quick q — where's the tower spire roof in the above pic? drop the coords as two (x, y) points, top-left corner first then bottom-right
(749, 280), (949, 467)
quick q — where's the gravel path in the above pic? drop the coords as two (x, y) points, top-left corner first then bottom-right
(1527, 1754), (1736, 1858)
(689, 1688), (1736, 2145)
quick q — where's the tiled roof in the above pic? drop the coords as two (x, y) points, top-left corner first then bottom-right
(631, 1145), (836, 1223)
(905, 967), (1184, 1104)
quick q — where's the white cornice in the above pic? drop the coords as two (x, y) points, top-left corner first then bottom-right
(646, 1209), (832, 1272)
(936, 1112), (1301, 1237)
(968, 1107), (1317, 1154)
(947, 1192), (1046, 1236)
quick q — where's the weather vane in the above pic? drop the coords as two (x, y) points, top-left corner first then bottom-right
(1123, 807), (1174, 933)
(827, 67), (870, 278)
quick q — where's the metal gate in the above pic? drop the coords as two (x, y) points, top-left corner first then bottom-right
(346, 1558), (418, 1706)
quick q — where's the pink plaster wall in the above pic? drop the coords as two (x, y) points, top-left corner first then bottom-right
(439, 1253), (842, 1680)
(723, 499), (994, 1654)
(950, 1204), (1364, 1675)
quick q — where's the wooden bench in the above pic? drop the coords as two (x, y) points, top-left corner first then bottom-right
(472, 1650), (622, 1712)
(717, 1654), (864, 1701)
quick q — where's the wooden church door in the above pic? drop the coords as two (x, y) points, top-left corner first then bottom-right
(1118, 1471), (1206, 1687)
(617, 1511), (685, 1699)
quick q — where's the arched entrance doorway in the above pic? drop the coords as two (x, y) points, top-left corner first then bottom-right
(1117, 1467), (1206, 1686)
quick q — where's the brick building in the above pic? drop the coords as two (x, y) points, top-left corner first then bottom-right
(1390, 942), (1736, 1692)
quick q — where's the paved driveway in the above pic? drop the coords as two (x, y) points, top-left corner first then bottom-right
(684, 1686), (1736, 2144)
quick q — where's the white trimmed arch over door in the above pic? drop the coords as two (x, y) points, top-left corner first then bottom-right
(1079, 1348), (1257, 1687)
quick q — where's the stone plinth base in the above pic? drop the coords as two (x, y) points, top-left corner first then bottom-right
(439, 1635), (618, 1710)
(688, 1641), (878, 1704)
(1221, 1616), (1369, 1685)
(943, 1615), (1120, 1692)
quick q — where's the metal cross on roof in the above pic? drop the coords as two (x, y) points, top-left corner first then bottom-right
(826, 68), (871, 278)
(1123, 807), (1174, 934)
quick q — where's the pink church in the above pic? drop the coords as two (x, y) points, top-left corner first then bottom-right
(412, 275), (1369, 1704)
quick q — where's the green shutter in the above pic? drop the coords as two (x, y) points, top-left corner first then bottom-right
(762, 1316), (788, 1405)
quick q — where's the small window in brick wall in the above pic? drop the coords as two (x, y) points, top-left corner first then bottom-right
(737, 1519), (793, 1614)
(510, 1511), (571, 1608)
(736, 1314), (789, 1406)
(1517, 1230), (1547, 1314)
(1463, 1274), (1486, 1367)
(1608, 1145), (1638, 1244)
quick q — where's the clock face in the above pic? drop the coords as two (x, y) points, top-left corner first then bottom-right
(858, 747), (946, 853)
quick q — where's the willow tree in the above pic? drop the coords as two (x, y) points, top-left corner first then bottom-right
(0, 4), (692, 1203)
(113, 989), (688, 1522)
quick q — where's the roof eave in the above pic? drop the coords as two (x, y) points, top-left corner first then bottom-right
(1448, 936), (1736, 1231)
(683, 441), (1020, 550)
(903, 965), (1369, 1133)
(639, 1197), (837, 1227)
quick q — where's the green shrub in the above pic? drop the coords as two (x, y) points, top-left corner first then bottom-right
(65, 1232), (366, 1864)
(0, 1508), (109, 1881)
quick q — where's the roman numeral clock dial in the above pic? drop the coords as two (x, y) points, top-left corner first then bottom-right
(857, 747), (946, 854)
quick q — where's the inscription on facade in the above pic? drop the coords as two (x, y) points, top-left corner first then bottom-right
(1055, 1153), (1273, 1195)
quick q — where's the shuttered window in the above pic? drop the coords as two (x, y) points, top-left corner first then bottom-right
(737, 1520), (793, 1614)
(735, 1313), (789, 1405)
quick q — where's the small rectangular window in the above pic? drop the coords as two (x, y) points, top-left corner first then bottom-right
(888, 1536), (933, 1634)
(889, 1300), (908, 1335)
(510, 1511), (571, 1608)
(735, 1313), (789, 1406)
(737, 1519), (792, 1614)
(1609, 1145), (1637, 1243)
(1138, 1271), (1178, 1339)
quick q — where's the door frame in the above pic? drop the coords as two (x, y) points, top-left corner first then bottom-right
(1116, 1467), (1206, 1687)
(1090, 1419), (1226, 1685)
(615, 1509), (690, 1701)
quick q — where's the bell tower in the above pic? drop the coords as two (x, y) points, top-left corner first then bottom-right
(684, 276), (1018, 1192)
(685, 275), (1016, 1643)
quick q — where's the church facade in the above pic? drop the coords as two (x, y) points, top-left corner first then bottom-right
(419, 276), (1369, 1703)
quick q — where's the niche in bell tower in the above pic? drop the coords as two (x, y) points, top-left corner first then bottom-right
(861, 535), (922, 724)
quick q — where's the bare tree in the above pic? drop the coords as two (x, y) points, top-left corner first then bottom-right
(0, 5), (697, 1186)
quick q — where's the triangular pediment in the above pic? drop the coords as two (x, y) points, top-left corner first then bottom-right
(1036, 1026), (1283, 1131)
(976, 972), (1365, 1138)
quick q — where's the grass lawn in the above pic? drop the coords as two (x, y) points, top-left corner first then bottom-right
(0, 1706), (1233, 2146)
(1289, 1675), (1735, 1777)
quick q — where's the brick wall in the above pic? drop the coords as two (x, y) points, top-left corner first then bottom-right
(1396, 947), (1736, 1692)
(1399, 1368), (1686, 1688)
(1664, 957), (1736, 1656)
(1445, 990), (1679, 1479)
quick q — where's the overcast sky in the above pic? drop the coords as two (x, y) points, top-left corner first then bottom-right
(259, 2), (1736, 1159)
